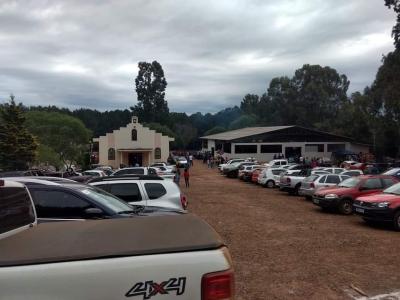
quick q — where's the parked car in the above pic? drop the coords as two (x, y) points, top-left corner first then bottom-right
(223, 161), (256, 178)
(0, 179), (234, 299)
(382, 167), (400, 180)
(89, 175), (187, 211)
(112, 167), (158, 176)
(150, 162), (174, 172)
(8, 179), (158, 222)
(312, 175), (399, 214)
(82, 170), (107, 177)
(353, 182), (400, 230)
(323, 167), (346, 174)
(175, 156), (188, 168)
(238, 165), (262, 181)
(266, 159), (288, 168)
(340, 170), (364, 177)
(258, 168), (286, 188)
(218, 158), (246, 171)
(299, 174), (350, 199)
(279, 169), (312, 195)
(251, 168), (263, 183)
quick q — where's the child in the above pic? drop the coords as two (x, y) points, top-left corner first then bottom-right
(174, 167), (181, 186)
(184, 168), (190, 188)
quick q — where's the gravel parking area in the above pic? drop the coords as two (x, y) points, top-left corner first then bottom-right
(184, 161), (400, 300)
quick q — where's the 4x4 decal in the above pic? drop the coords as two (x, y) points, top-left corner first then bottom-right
(125, 277), (186, 299)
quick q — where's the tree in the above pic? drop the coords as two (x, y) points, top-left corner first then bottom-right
(240, 94), (260, 115)
(0, 95), (37, 170)
(132, 61), (168, 124)
(25, 111), (91, 170)
(385, 0), (400, 48)
(203, 126), (226, 136)
(229, 114), (258, 130)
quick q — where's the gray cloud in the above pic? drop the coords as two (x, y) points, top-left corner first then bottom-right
(0, 0), (396, 114)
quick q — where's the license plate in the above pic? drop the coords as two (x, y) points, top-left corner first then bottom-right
(356, 208), (364, 214)
(313, 198), (319, 204)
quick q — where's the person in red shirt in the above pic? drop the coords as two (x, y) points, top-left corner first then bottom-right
(183, 168), (190, 188)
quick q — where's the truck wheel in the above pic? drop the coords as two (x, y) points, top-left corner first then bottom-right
(339, 199), (353, 215)
(393, 211), (400, 231)
(266, 180), (274, 188)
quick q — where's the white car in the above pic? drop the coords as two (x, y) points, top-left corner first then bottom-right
(150, 162), (174, 172)
(218, 159), (246, 171)
(340, 170), (364, 177)
(258, 168), (286, 188)
(112, 167), (158, 176)
(82, 170), (107, 177)
(299, 174), (350, 198)
(265, 159), (288, 168)
(89, 176), (187, 210)
(323, 167), (346, 174)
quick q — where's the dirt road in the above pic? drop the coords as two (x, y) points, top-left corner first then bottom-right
(184, 161), (400, 299)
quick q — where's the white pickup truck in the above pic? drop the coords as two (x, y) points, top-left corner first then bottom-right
(279, 169), (311, 195)
(0, 179), (234, 300)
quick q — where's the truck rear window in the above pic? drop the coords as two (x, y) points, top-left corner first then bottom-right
(0, 187), (35, 234)
(144, 183), (167, 199)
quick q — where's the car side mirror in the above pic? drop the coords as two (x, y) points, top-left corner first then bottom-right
(84, 207), (104, 219)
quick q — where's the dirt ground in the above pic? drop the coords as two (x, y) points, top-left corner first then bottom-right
(184, 161), (400, 300)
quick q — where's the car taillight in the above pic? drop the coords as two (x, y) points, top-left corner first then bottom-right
(310, 182), (315, 188)
(287, 177), (291, 183)
(202, 269), (234, 300)
(180, 194), (188, 210)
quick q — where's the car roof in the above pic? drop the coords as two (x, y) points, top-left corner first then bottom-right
(1, 177), (62, 186)
(0, 179), (26, 188)
(88, 175), (164, 183)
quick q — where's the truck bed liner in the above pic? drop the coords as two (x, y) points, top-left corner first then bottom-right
(0, 214), (224, 267)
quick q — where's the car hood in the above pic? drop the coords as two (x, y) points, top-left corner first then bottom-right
(316, 186), (353, 196)
(356, 193), (400, 203)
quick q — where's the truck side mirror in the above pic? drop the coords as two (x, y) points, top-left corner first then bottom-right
(84, 208), (104, 219)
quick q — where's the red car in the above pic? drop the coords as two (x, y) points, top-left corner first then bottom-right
(312, 175), (399, 215)
(251, 168), (264, 184)
(353, 182), (400, 230)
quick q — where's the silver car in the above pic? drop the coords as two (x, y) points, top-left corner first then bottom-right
(299, 174), (350, 199)
(89, 176), (187, 211)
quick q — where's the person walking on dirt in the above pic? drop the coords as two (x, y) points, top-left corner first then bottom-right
(174, 167), (181, 186)
(184, 168), (190, 188)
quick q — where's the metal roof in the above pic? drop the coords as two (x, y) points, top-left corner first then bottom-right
(200, 126), (294, 141)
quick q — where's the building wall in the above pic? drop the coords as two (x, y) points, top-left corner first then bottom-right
(203, 140), (369, 163)
(95, 117), (173, 168)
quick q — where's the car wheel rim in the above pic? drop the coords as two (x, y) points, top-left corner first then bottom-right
(343, 202), (351, 213)
(267, 181), (273, 188)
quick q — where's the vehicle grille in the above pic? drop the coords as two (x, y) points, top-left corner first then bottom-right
(353, 200), (374, 207)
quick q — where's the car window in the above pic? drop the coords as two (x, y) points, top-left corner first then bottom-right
(272, 169), (284, 175)
(319, 175), (327, 183)
(31, 190), (94, 219)
(108, 183), (142, 202)
(0, 187), (36, 234)
(334, 169), (343, 174)
(382, 178), (397, 188)
(144, 183), (167, 200)
(361, 178), (383, 190)
(326, 175), (340, 184)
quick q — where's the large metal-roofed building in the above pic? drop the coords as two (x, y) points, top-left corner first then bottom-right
(200, 126), (370, 162)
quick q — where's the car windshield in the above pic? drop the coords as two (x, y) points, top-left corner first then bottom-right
(305, 175), (319, 182)
(78, 186), (134, 214)
(383, 182), (400, 195)
(338, 177), (361, 188)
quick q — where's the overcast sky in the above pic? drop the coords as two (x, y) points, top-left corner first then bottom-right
(0, 0), (396, 114)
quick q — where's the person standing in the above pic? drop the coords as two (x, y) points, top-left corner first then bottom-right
(184, 168), (190, 188)
(189, 154), (193, 166)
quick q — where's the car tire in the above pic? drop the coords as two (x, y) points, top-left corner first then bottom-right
(339, 199), (353, 215)
(393, 211), (400, 231)
(266, 180), (275, 188)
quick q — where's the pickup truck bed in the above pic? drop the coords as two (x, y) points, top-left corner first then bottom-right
(0, 214), (223, 267)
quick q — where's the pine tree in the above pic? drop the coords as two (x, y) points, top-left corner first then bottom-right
(0, 95), (37, 170)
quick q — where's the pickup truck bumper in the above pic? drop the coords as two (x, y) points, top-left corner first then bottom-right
(353, 204), (394, 222)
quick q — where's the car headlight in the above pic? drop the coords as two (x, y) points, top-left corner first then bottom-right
(377, 202), (390, 208)
(325, 194), (338, 199)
